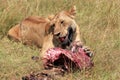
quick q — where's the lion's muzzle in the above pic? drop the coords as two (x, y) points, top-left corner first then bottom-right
(61, 26), (75, 48)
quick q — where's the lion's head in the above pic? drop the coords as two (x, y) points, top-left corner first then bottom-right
(48, 6), (78, 48)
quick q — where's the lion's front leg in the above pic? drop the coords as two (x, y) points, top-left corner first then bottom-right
(74, 25), (83, 46)
(40, 34), (54, 58)
(73, 26), (93, 58)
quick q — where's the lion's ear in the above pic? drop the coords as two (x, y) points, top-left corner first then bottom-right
(48, 24), (54, 34)
(69, 6), (76, 18)
(45, 23), (54, 35)
(48, 15), (54, 21)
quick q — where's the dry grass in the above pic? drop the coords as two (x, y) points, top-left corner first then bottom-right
(0, 0), (120, 80)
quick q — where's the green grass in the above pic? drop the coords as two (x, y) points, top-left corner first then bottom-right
(0, 0), (120, 80)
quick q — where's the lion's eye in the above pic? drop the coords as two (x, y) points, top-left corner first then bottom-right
(61, 21), (64, 24)
(51, 23), (55, 28)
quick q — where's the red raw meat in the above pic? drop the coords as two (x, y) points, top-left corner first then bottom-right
(43, 42), (93, 70)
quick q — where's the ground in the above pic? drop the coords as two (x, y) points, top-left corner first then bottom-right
(0, 0), (120, 80)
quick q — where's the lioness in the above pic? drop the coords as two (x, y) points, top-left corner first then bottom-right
(8, 6), (82, 57)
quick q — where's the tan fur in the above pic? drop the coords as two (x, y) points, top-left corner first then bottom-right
(8, 24), (21, 42)
(8, 16), (51, 47)
(8, 6), (82, 57)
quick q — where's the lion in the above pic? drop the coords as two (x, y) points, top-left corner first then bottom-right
(7, 6), (82, 57)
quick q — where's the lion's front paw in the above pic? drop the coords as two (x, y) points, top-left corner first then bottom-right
(82, 46), (93, 57)
(71, 41), (83, 47)
(70, 41), (83, 52)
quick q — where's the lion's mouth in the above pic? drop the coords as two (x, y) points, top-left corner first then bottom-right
(59, 36), (66, 42)
(60, 27), (75, 48)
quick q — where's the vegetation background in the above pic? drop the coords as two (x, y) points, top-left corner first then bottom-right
(0, 0), (120, 80)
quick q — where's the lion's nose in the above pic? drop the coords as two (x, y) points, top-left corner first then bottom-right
(54, 32), (60, 36)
